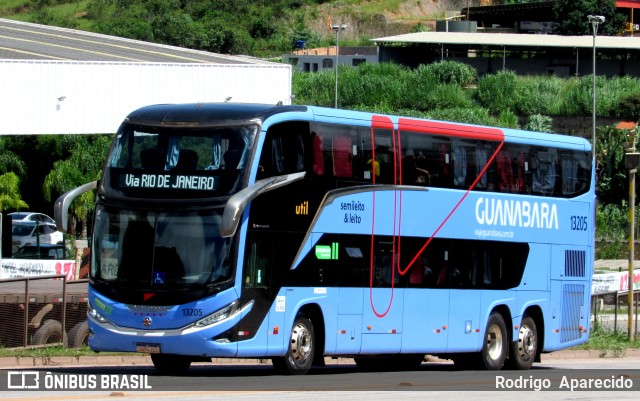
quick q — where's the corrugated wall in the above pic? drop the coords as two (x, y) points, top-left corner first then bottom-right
(0, 60), (292, 135)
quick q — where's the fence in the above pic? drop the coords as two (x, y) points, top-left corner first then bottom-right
(591, 289), (639, 335)
(0, 275), (88, 348)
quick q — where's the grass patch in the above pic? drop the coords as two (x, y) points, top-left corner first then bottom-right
(0, 345), (133, 358)
(572, 321), (640, 356)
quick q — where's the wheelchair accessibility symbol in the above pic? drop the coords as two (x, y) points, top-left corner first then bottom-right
(153, 272), (166, 284)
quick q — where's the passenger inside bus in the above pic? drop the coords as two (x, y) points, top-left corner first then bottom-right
(140, 147), (166, 170)
(175, 149), (198, 170)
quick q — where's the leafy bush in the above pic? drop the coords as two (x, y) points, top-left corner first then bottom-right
(512, 76), (564, 115)
(596, 202), (628, 241)
(618, 93), (640, 120)
(497, 110), (519, 129)
(339, 66), (408, 109)
(417, 61), (476, 87)
(475, 70), (518, 114)
(524, 114), (553, 132)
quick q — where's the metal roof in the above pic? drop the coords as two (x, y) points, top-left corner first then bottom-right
(0, 18), (274, 64)
(372, 31), (640, 50)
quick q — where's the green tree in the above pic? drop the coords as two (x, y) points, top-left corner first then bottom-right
(42, 135), (112, 238)
(0, 138), (27, 178)
(0, 172), (28, 212)
(552, 0), (627, 36)
(596, 125), (630, 204)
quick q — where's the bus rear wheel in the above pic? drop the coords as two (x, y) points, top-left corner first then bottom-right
(507, 315), (538, 370)
(272, 314), (315, 375)
(481, 312), (508, 370)
(150, 354), (192, 375)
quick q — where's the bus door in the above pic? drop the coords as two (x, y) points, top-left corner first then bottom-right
(240, 231), (302, 357)
(361, 239), (404, 353)
(335, 236), (366, 355)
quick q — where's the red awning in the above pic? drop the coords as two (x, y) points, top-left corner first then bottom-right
(616, 121), (638, 131)
(618, 1), (640, 8)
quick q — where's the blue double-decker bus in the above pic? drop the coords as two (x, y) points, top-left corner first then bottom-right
(55, 103), (595, 375)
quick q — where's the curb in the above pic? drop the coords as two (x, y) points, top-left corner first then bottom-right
(1, 349), (639, 370)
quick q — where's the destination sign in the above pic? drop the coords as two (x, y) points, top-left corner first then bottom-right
(119, 173), (219, 191)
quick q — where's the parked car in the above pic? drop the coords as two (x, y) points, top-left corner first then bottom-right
(11, 222), (64, 253)
(14, 243), (67, 260)
(8, 211), (55, 224)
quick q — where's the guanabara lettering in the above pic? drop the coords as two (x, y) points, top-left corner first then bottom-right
(475, 197), (559, 230)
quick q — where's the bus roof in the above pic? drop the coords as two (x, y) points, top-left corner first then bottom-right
(123, 103), (308, 128)
(122, 103), (590, 151)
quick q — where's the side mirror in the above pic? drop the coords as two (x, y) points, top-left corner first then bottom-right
(221, 172), (305, 238)
(54, 181), (98, 233)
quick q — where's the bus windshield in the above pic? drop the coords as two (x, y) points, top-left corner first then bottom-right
(103, 124), (256, 199)
(91, 205), (234, 303)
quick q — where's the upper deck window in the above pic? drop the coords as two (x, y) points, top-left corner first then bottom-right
(104, 124), (257, 199)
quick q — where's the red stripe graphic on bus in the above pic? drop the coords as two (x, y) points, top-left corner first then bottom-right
(369, 115), (396, 317)
(368, 115), (505, 318)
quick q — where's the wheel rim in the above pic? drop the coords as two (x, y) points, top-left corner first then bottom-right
(517, 324), (536, 359)
(290, 322), (312, 364)
(486, 323), (504, 361)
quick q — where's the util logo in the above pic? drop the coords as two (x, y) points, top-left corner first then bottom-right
(296, 201), (309, 215)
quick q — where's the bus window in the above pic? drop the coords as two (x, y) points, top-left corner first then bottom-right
(496, 147), (514, 192)
(531, 149), (558, 195)
(415, 135), (451, 187)
(311, 132), (325, 176)
(260, 121), (311, 178)
(470, 142), (492, 189)
(332, 136), (353, 178)
(560, 151), (590, 195)
(245, 240), (268, 288)
(515, 149), (530, 194)
(452, 140), (473, 188)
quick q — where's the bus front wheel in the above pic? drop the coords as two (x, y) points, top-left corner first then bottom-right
(507, 315), (538, 370)
(272, 314), (315, 375)
(481, 312), (508, 370)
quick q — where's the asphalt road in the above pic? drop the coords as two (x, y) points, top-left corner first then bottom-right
(1, 356), (639, 400)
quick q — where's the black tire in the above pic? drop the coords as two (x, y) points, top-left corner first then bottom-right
(507, 315), (538, 370)
(32, 319), (68, 347)
(272, 314), (315, 375)
(68, 321), (91, 348)
(150, 354), (192, 375)
(480, 312), (508, 370)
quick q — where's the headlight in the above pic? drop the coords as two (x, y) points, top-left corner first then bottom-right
(194, 300), (239, 328)
(88, 300), (109, 324)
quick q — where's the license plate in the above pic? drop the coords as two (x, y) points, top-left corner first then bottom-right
(136, 343), (161, 353)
